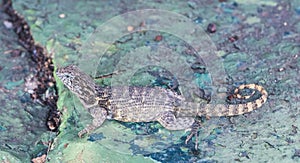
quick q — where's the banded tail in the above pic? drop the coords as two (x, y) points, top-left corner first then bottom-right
(176, 84), (268, 117)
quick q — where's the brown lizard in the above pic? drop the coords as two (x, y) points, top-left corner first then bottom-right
(56, 65), (268, 148)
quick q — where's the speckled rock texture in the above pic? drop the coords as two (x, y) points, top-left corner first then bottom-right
(0, 0), (299, 162)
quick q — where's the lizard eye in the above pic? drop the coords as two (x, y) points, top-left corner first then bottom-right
(64, 74), (71, 78)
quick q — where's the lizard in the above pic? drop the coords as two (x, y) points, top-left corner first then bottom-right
(56, 64), (268, 148)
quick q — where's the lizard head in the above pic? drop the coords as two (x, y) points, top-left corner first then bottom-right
(55, 64), (96, 97)
(56, 64), (78, 91)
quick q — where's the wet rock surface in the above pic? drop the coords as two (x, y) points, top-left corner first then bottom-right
(0, 0), (299, 162)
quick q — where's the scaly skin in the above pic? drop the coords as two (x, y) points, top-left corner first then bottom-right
(176, 84), (268, 117)
(56, 65), (268, 148)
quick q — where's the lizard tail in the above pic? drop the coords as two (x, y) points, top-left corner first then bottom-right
(176, 84), (268, 117)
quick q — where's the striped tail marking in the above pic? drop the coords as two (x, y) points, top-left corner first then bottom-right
(176, 84), (268, 117)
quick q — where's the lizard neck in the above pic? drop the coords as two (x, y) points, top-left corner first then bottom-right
(95, 85), (111, 100)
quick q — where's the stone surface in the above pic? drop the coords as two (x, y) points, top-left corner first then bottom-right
(1, 0), (299, 162)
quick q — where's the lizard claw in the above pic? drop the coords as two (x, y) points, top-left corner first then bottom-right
(185, 121), (201, 150)
(78, 123), (98, 138)
(78, 129), (87, 138)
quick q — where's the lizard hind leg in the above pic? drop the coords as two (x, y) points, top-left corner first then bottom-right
(157, 111), (200, 149)
(78, 106), (108, 138)
(185, 120), (202, 150)
(157, 111), (195, 130)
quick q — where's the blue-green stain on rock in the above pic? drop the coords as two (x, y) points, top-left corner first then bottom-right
(4, 80), (24, 90)
(212, 127), (222, 135)
(3, 0), (296, 162)
(194, 73), (212, 89)
(0, 126), (7, 132)
(87, 133), (106, 142)
(145, 145), (192, 163)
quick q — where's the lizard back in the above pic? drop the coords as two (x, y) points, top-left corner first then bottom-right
(96, 85), (183, 122)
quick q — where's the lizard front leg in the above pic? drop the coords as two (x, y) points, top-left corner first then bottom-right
(78, 106), (107, 138)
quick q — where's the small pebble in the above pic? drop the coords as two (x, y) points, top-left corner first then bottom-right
(194, 17), (203, 24)
(48, 82), (54, 87)
(207, 23), (217, 33)
(239, 151), (250, 159)
(59, 13), (66, 18)
(127, 25), (134, 32)
(228, 35), (239, 42)
(278, 67), (285, 72)
(3, 20), (13, 29)
(63, 143), (69, 148)
(154, 35), (163, 42)
(251, 132), (258, 139)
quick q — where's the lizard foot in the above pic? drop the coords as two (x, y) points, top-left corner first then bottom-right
(78, 124), (95, 138)
(185, 120), (201, 150)
(78, 129), (88, 138)
(78, 106), (108, 138)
